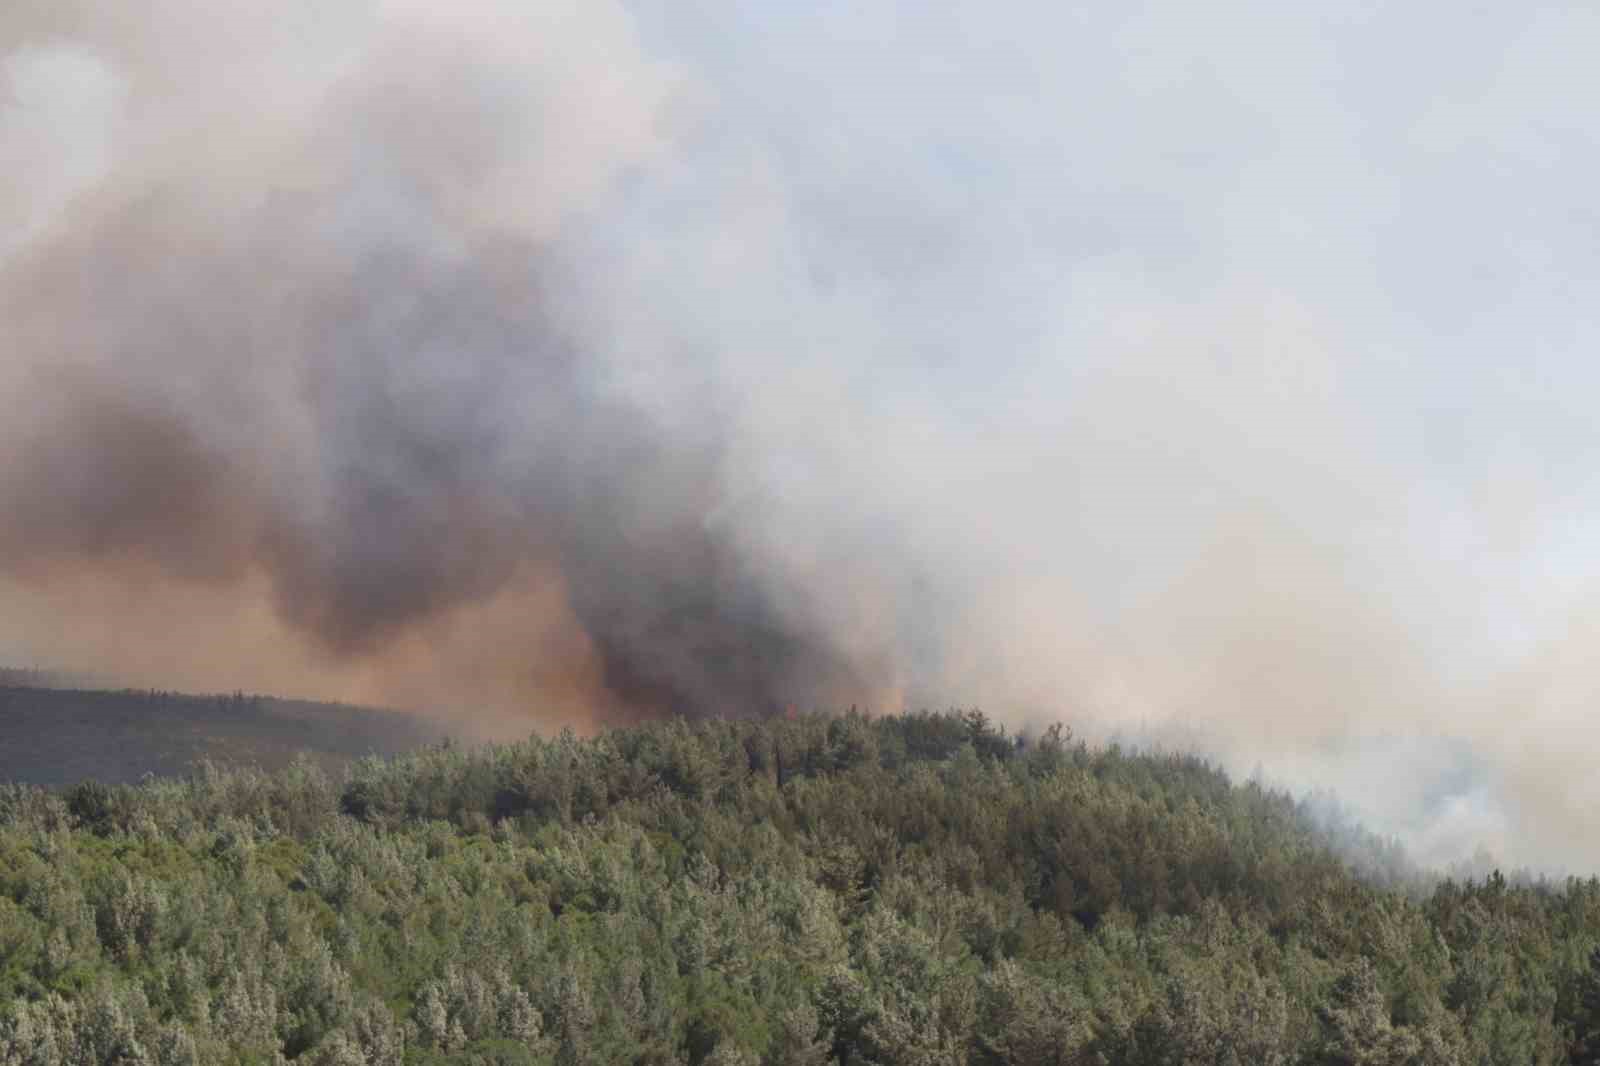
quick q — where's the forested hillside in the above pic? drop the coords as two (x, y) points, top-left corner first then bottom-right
(0, 685), (446, 787)
(3, 710), (1600, 1065)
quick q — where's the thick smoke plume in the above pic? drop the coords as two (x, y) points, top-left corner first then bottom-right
(1, 0), (891, 727)
(4, 0), (1600, 869)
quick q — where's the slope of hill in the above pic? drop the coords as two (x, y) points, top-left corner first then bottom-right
(1, 709), (1597, 1064)
(0, 684), (448, 787)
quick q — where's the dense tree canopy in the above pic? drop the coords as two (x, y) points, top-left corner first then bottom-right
(2, 709), (1598, 1064)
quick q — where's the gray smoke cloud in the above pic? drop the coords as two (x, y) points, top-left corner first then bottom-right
(3, 0), (1598, 869)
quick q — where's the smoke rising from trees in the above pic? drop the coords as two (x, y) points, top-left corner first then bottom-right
(3, 0), (1599, 869)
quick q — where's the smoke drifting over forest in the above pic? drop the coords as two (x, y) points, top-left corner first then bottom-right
(3, 0), (1599, 869)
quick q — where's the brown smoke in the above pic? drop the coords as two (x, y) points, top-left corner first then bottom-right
(0, 1), (891, 733)
(6, 0), (1600, 872)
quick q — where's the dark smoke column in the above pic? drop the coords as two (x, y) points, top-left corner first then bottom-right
(0, 3), (897, 725)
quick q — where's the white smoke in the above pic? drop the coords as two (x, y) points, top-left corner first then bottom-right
(3, 0), (1599, 869)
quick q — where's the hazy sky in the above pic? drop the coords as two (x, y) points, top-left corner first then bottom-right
(2, 0), (1597, 869)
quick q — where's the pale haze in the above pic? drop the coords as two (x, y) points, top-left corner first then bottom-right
(2, 0), (1597, 871)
